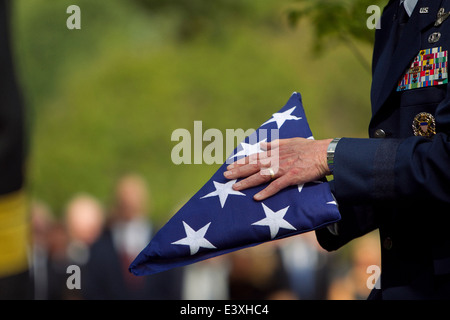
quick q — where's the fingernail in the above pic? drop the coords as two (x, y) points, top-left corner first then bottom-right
(260, 142), (267, 150)
(233, 182), (241, 189)
(254, 193), (262, 200)
(224, 171), (231, 178)
(227, 164), (234, 170)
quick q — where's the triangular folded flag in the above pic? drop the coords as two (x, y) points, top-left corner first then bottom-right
(129, 92), (341, 276)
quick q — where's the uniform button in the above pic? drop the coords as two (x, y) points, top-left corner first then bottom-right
(374, 129), (386, 138)
(383, 237), (393, 250)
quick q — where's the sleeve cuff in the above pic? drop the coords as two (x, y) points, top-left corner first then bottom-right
(332, 137), (401, 204)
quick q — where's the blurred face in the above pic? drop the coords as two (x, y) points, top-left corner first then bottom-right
(66, 196), (104, 245)
(115, 176), (149, 220)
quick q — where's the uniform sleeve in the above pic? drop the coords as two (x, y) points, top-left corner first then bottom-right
(317, 118), (450, 250)
(315, 137), (401, 250)
(333, 102), (450, 206)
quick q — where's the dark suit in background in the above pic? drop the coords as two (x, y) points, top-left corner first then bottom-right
(82, 174), (184, 300)
(83, 227), (183, 300)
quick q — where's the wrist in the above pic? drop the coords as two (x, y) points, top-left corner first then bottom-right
(316, 138), (333, 176)
(326, 138), (341, 174)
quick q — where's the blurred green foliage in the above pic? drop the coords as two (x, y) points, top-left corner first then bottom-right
(287, 0), (386, 71)
(288, 0), (386, 45)
(131, 0), (253, 41)
(11, 0), (374, 223)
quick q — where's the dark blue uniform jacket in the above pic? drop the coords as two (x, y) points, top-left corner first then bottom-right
(316, 0), (450, 299)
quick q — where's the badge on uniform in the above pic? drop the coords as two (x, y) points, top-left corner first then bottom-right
(412, 112), (436, 138)
(397, 47), (448, 91)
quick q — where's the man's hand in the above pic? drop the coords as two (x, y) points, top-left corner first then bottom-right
(223, 138), (332, 201)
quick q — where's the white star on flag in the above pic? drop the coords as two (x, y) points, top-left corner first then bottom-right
(230, 139), (266, 160)
(252, 204), (296, 239)
(261, 106), (302, 129)
(200, 179), (245, 208)
(298, 180), (323, 193)
(171, 221), (216, 255)
(129, 92), (343, 277)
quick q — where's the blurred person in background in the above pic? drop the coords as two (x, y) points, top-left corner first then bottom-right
(64, 193), (105, 268)
(64, 193), (105, 299)
(41, 219), (69, 299)
(0, 0), (30, 299)
(30, 200), (54, 300)
(227, 242), (297, 300)
(278, 232), (332, 300)
(327, 233), (381, 300)
(182, 256), (230, 300)
(33, 194), (104, 300)
(83, 173), (183, 299)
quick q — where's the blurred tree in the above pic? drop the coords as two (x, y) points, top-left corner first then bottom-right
(131, 0), (253, 41)
(286, 0), (386, 72)
(13, 0), (373, 220)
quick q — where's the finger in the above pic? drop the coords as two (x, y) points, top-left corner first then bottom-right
(232, 170), (273, 191)
(260, 166), (280, 177)
(253, 174), (293, 201)
(224, 162), (261, 180)
(226, 150), (272, 171)
(260, 139), (280, 151)
(225, 153), (281, 180)
(227, 154), (255, 170)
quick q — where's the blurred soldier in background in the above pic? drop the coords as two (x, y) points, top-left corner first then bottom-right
(0, 0), (30, 299)
(83, 174), (183, 299)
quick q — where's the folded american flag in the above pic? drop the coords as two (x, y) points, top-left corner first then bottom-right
(129, 92), (341, 276)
